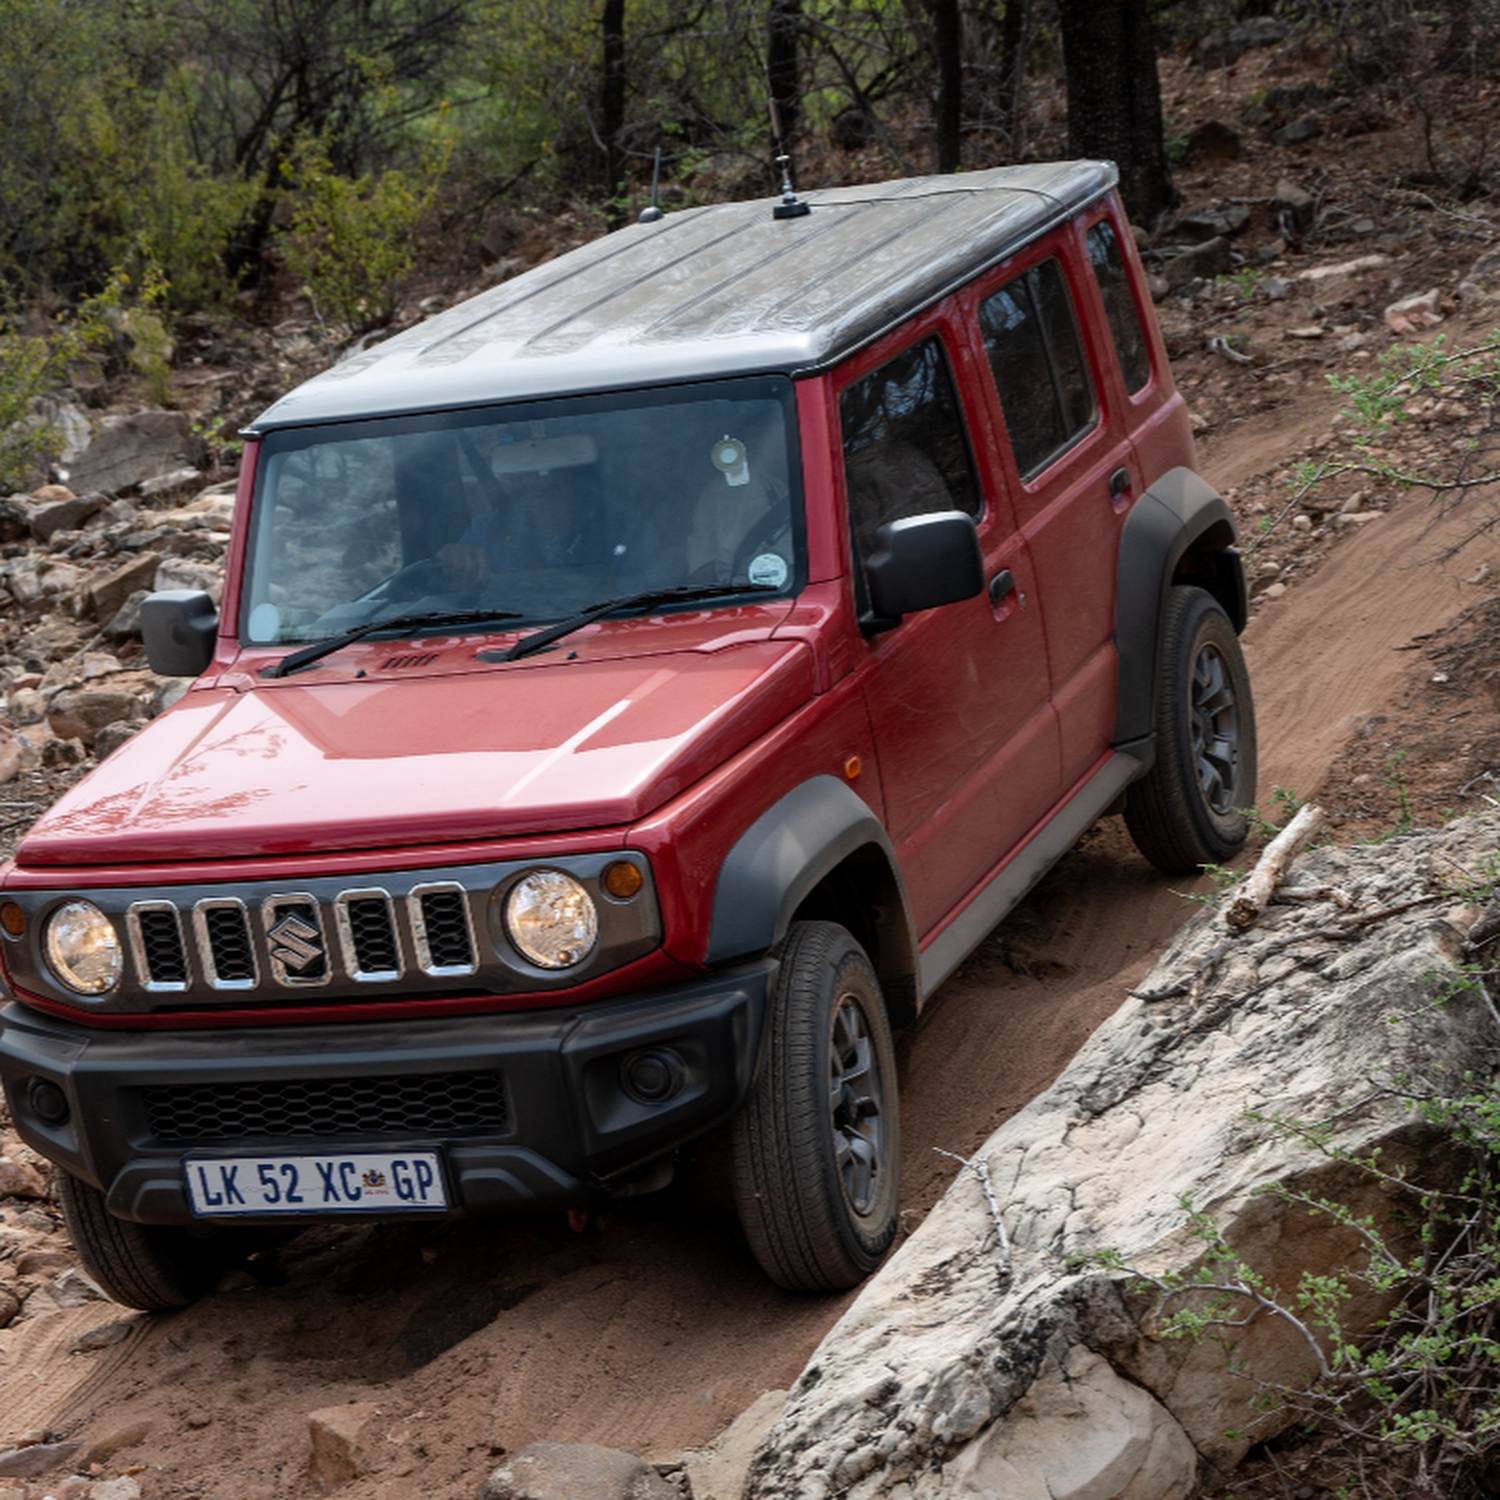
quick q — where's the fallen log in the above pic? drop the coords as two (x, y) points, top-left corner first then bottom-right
(1225, 802), (1327, 933)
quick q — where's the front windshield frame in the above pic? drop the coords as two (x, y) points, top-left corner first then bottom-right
(238, 374), (805, 649)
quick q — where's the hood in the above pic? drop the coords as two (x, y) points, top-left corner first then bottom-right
(18, 641), (816, 866)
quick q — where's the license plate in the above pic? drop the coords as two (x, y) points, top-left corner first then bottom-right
(184, 1151), (447, 1217)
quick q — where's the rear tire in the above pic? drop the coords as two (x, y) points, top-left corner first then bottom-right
(55, 1169), (245, 1311)
(731, 921), (900, 1291)
(1126, 585), (1257, 874)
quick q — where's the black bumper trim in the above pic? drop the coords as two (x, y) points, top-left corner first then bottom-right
(0, 963), (773, 1227)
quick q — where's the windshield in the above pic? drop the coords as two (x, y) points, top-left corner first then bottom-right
(240, 376), (802, 646)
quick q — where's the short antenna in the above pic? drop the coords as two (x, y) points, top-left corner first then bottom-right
(638, 148), (665, 224)
(769, 101), (810, 220)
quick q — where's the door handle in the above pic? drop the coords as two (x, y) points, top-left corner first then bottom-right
(988, 569), (1015, 605)
(1108, 466), (1131, 500)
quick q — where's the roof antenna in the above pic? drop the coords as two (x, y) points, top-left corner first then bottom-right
(769, 100), (810, 220)
(638, 148), (665, 224)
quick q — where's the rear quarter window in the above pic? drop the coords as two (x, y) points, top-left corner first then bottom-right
(1086, 220), (1152, 394)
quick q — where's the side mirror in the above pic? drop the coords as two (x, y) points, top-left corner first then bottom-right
(863, 511), (984, 631)
(140, 590), (219, 677)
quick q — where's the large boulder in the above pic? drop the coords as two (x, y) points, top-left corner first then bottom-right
(66, 411), (205, 496)
(745, 813), (1500, 1500)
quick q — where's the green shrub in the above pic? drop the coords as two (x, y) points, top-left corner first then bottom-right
(280, 133), (451, 337)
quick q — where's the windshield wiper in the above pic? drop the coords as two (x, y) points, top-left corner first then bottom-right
(262, 608), (523, 679)
(501, 584), (777, 664)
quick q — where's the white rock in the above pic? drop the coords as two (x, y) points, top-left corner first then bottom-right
(747, 816), (1500, 1497)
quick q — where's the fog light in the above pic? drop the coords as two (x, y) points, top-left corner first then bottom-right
(28, 1079), (69, 1126)
(621, 1048), (685, 1105)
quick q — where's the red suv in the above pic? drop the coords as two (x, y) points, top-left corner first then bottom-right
(0, 163), (1254, 1308)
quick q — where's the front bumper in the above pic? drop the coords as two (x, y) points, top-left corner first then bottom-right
(0, 963), (772, 1227)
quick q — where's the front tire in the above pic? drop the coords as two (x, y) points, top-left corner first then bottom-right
(55, 1170), (246, 1311)
(1126, 584), (1257, 874)
(731, 921), (900, 1291)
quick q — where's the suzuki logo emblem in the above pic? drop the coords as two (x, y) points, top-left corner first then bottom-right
(268, 913), (323, 972)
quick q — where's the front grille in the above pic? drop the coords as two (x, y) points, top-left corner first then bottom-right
(415, 888), (475, 971)
(143, 1071), (511, 1144)
(132, 904), (188, 988)
(197, 901), (257, 987)
(338, 893), (401, 979)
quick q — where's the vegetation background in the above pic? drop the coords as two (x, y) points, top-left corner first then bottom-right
(2, 0), (1473, 345)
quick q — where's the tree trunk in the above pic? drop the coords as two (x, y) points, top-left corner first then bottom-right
(932, 0), (962, 173)
(602, 0), (627, 226)
(997, 0), (1027, 145)
(1057, 0), (1173, 226)
(768, 0), (802, 150)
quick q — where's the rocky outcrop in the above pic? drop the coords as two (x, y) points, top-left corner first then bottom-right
(745, 813), (1500, 1500)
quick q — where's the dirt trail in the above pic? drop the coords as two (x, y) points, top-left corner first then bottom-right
(0, 460), (1484, 1500)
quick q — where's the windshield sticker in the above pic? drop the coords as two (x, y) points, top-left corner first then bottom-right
(248, 603), (281, 643)
(747, 552), (789, 589)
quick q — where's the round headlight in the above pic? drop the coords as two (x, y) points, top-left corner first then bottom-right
(505, 871), (598, 970)
(44, 901), (123, 996)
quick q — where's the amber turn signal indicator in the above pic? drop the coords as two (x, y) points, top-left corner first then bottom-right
(844, 756), (861, 780)
(602, 861), (644, 900)
(0, 903), (24, 939)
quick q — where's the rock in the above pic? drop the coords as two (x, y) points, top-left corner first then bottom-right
(1386, 288), (1444, 334)
(101, 591), (150, 642)
(1273, 113), (1323, 146)
(687, 1392), (788, 1500)
(481, 1441), (678, 1500)
(153, 556), (224, 605)
(88, 1479), (142, 1500)
(1162, 237), (1232, 290)
(15, 1248), (70, 1277)
(137, 466), (203, 501)
(49, 1268), (107, 1309)
(746, 815), (1500, 1497)
(84, 553), (163, 622)
(1193, 17), (1288, 67)
(0, 1441), (82, 1478)
(1168, 204), (1249, 242)
(27, 491), (106, 543)
(1183, 121), (1241, 162)
(67, 412), (206, 496)
(150, 677), (194, 716)
(0, 729), (24, 788)
(46, 689), (141, 747)
(0, 497), (32, 544)
(68, 1319), (134, 1354)
(308, 1403), (381, 1493)
(41, 738), (88, 769)
(0, 1287), (22, 1328)
(91, 719), (148, 760)
(0, 1158), (47, 1199)
(79, 1419), (151, 1468)
(1272, 178), (1317, 236)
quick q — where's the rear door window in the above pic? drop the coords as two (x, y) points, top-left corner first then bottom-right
(978, 258), (1097, 480)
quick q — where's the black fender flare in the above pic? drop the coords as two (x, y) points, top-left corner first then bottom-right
(1113, 467), (1246, 752)
(706, 775), (919, 1022)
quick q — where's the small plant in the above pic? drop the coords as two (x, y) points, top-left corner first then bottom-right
(1182, 861), (1245, 905)
(1384, 750), (1415, 834)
